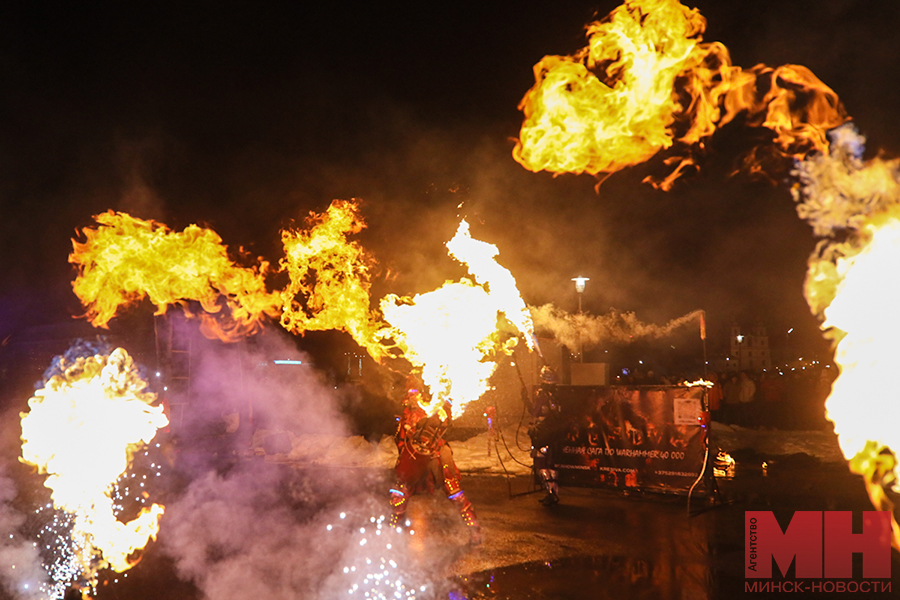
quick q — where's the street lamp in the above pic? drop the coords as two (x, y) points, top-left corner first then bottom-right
(572, 276), (589, 314)
(572, 276), (589, 362)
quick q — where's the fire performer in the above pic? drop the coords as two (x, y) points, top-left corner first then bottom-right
(530, 366), (562, 506)
(388, 379), (482, 545)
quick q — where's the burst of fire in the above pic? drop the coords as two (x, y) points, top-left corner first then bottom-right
(514, 0), (900, 548)
(279, 199), (391, 361)
(70, 210), (281, 342)
(796, 125), (900, 548)
(20, 347), (169, 588)
(69, 200), (535, 421)
(379, 221), (534, 420)
(513, 0), (846, 189)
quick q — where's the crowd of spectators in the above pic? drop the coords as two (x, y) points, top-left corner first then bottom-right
(706, 367), (836, 430)
(612, 366), (836, 430)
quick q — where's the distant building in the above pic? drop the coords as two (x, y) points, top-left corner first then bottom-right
(728, 320), (772, 372)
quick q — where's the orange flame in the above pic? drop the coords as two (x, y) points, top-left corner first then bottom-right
(512, 0), (894, 550)
(70, 211), (280, 342)
(681, 379), (713, 388)
(513, 0), (846, 189)
(280, 205), (535, 419)
(379, 221), (534, 420)
(69, 201), (536, 420)
(20, 348), (169, 583)
(795, 125), (900, 548)
(279, 199), (391, 361)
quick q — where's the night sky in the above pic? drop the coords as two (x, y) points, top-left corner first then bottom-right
(1, 0), (899, 363)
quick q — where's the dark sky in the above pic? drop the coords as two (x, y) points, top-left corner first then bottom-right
(1, 0), (898, 359)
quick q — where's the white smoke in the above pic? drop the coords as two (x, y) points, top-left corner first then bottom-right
(0, 468), (47, 600)
(793, 124), (900, 320)
(155, 327), (459, 599)
(529, 304), (703, 351)
(185, 329), (349, 439)
(160, 464), (355, 599)
(793, 124), (900, 238)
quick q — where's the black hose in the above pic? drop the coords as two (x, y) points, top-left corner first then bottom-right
(687, 388), (711, 516)
(497, 420), (533, 469)
(511, 351), (534, 453)
(491, 428), (515, 498)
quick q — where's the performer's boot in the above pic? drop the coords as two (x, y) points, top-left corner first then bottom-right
(449, 490), (481, 545)
(538, 469), (559, 506)
(388, 484), (408, 528)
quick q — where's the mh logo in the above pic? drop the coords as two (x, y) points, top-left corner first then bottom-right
(746, 511), (891, 578)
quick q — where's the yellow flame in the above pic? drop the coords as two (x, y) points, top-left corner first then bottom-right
(20, 348), (169, 579)
(814, 218), (900, 549)
(446, 221), (534, 353)
(820, 219), (900, 462)
(513, 0), (895, 549)
(794, 125), (900, 548)
(69, 201), (535, 421)
(280, 206), (535, 420)
(70, 211), (280, 342)
(379, 221), (534, 420)
(514, 0), (845, 189)
(681, 379), (713, 388)
(279, 199), (390, 360)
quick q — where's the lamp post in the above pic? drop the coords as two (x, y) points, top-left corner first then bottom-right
(572, 276), (588, 313)
(572, 277), (589, 362)
(786, 328), (794, 371)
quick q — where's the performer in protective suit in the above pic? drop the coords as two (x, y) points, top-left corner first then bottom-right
(388, 380), (481, 544)
(531, 365), (561, 506)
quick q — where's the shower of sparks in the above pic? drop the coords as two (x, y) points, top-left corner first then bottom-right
(28, 441), (167, 599)
(33, 504), (80, 599)
(327, 512), (426, 600)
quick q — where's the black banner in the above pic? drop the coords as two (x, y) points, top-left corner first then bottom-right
(545, 385), (709, 495)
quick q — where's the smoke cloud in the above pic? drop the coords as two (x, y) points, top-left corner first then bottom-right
(160, 464), (357, 599)
(154, 326), (465, 599)
(0, 467), (46, 600)
(793, 124), (900, 239)
(530, 304), (703, 351)
(184, 328), (348, 439)
(793, 124), (900, 320)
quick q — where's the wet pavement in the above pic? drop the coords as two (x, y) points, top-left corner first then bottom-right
(432, 474), (712, 599)
(449, 452), (899, 599)
(4, 447), (900, 600)
(391, 446), (900, 599)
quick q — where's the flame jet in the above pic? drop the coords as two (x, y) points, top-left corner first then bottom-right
(378, 221), (535, 420)
(282, 205), (537, 419)
(794, 124), (900, 549)
(515, 0), (900, 549)
(70, 211), (281, 342)
(20, 346), (169, 589)
(282, 204), (536, 419)
(514, 0), (846, 189)
(279, 200), (392, 361)
(70, 200), (535, 421)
